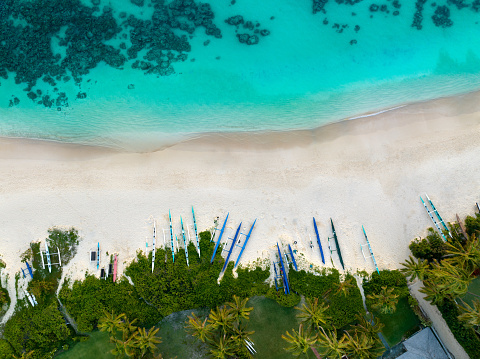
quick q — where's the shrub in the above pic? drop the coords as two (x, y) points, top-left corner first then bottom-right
(46, 227), (80, 265)
(124, 231), (269, 317)
(0, 287), (9, 306)
(0, 340), (14, 359)
(59, 276), (160, 332)
(289, 270), (364, 328)
(465, 213), (480, 236)
(438, 299), (480, 357)
(3, 302), (70, 355)
(265, 287), (300, 307)
(363, 270), (409, 298)
(289, 268), (340, 298)
(409, 229), (446, 262)
(61, 231), (270, 331)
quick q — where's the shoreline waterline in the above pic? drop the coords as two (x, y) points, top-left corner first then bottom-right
(2, 86), (480, 154)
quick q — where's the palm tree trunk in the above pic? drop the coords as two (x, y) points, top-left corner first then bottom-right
(310, 346), (322, 359)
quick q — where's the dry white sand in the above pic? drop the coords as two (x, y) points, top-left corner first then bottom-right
(0, 91), (479, 335)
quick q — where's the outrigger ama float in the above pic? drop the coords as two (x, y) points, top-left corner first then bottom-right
(192, 207), (200, 255)
(288, 244), (298, 271)
(420, 194), (450, 241)
(235, 219), (256, 268)
(152, 219), (156, 272)
(221, 222), (242, 273)
(211, 213), (229, 263)
(361, 226), (379, 274)
(181, 217), (189, 266)
(169, 210), (175, 263)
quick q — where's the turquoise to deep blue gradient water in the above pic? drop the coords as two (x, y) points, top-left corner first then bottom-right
(1, 0), (480, 150)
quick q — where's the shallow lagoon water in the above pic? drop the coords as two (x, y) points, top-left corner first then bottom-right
(1, 0), (480, 150)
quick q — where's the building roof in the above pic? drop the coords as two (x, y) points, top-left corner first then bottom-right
(397, 327), (449, 359)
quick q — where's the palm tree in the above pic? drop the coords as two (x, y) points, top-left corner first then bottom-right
(444, 236), (480, 273)
(132, 326), (162, 358)
(458, 299), (480, 334)
(185, 313), (212, 343)
(333, 277), (356, 297)
(352, 313), (384, 339)
(209, 334), (236, 359)
(282, 324), (318, 358)
(343, 330), (384, 359)
(121, 317), (139, 338)
(419, 280), (450, 306)
(208, 306), (235, 331)
(231, 321), (255, 352)
(400, 255), (430, 282)
(296, 297), (330, 331)
(366, 286), (399, 314)
(429, 259), (472, 298)
(226, 295), (253, 321)
(111, 336), (135, 358)
(98, 310), (126, 337)
(316, 327), (347, 358)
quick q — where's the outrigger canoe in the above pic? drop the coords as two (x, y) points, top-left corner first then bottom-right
(234, 219), (256, 268)
(211, 213), (229, 263)
(222, 222), (241, 272)
(169, 210), (175, 263)
(313, 218), (325, 264)
(330, 219), (344, 270)
(192, 207), (200, 255)
(288, 244), (298, 271)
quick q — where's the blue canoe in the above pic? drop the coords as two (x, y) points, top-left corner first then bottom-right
(222, 222), (242, 272)
(277, 243), (290, 294)
(169, 210), (175, 263)
(313, 217), (325, 264)
(234, 219), (256, 268)
(288, 244), (298, 271)
(211, 213), (229, 263)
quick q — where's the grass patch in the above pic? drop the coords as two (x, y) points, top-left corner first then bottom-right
(248, 296), (299, 359)
(460, 276), (480, 306)
(374, 297), (421, 346)
(157, 308), (210, 359)
(55, 331), (114, 359)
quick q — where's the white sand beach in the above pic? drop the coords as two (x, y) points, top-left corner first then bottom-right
(0, 90), (479, 336)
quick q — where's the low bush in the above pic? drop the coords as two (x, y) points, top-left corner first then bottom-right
(61, 231), (270, 332)
(438, 299), (480, 357)
(59, 276), (160, 332)
(289, 270), (364, 328)
(0, 340), (14, 359)
(3, 302), (71, 356)
(409, 229), (446, 262)
(465, 213), (480, 236)
(265, 286), (301, 307)
(363, 270), (409, 298)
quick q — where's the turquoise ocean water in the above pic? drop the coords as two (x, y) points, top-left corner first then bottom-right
(1, 0), (480, 150)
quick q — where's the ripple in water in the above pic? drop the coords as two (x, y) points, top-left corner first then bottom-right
(1, 0), (480, 150)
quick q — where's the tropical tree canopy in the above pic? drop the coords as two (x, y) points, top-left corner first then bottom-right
(366, 286), (399, 314)
(458, 299), (480, 331)
(400, 255), (429, 282)
(282, 324), (318, 358)
(295, 297), (330, 331)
